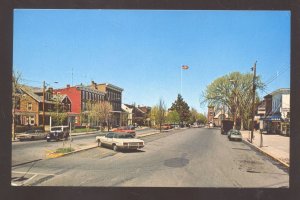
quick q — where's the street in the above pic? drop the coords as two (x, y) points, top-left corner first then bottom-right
(11, 128), (289, 187)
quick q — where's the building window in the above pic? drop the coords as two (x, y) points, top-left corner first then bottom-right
(27, 103), (32, 111)
(30, 116), (35, 125)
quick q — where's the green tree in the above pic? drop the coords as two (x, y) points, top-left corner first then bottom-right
(203, 72), (264, 130)
(150, 99), (167, 132)
(166, 110), (180, 125)
(197, 113), (207, 124)
(50, 94), (68, 126)
(150, 106), (159, 127)
(189, 107), (201, 124)
(170, 94), (191, 126)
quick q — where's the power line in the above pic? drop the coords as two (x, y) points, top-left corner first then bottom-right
(264, 66), (289, 86)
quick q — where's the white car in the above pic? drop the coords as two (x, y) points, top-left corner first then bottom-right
(16, 129), (47, 141)
(96, 132), (144, 151)
(227, 129), (242, 141)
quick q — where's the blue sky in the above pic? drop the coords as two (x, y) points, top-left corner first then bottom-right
(13, 10), (290, 114)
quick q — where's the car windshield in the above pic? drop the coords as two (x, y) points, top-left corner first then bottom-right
(231, 131), (241, 135)
(117, 134), (134, 139)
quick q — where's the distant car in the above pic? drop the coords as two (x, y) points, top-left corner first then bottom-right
(192, 124), (201, 128)
(96, 132), (144, 151)
(46, 126), (70, 142)
(16, 129), (47, 141)
(112, 126), (136, 137)
(227, 129), (242, 141)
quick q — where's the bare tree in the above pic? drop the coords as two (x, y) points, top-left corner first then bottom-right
(12, 71), (22, 140)
(94, 101), (112, 131)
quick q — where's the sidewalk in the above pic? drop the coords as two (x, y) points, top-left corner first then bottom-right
(240, 130), (289, 167)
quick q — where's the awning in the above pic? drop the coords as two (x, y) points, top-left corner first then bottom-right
(263, 114), (282, 122)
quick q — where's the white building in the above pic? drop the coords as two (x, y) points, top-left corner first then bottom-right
(271, 88), (290, 119)
(265, 88), (290, 135)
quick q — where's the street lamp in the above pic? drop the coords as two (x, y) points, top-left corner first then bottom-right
(250, 61), (257, 144)
(181, 65), (189, 95)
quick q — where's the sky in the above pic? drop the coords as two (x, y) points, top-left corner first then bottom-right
(13, 10), (290, 114)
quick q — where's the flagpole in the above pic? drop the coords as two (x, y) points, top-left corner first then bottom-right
(180, 65), (189, 96)
(181, 67), (183, 95)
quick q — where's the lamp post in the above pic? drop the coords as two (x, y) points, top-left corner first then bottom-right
(181, 65), (189, 95)
(250, 61), (257, 144)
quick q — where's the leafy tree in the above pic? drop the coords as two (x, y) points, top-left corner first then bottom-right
(150, 99), (167, 132)
(170, 94), (191, 126)
(189, 107), (201, 124)
(166, 110), (180, 125)
(203, 72), (264, 130)
(150, 106), (159, 126)
(50, 94), (68, 126)
(197, 113), (207, 124)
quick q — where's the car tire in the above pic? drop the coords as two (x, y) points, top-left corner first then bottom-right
(112, 144), (118, 152)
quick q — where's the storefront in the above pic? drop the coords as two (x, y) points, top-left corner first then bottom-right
(263, 113), (282, 134)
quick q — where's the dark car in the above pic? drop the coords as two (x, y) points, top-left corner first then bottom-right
(46, 126), (70, 142)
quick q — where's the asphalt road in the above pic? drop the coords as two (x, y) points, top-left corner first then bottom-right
(12, 132), (103, 166)
(11, 128), (289, 187)
(12, 128), (157, 166)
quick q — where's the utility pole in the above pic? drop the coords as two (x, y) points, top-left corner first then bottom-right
(250, 61), (257, 143)
(43, 81), (45, 131)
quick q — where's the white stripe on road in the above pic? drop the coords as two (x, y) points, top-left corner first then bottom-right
(12, 171), (55, 176)
(21, 174), (38, 185)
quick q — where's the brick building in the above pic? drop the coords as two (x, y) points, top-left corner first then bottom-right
(54, 84), (106, 126)
(15, 85), (71, 129)
(90, 82), (123, 128)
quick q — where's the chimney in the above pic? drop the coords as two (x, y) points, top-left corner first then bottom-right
(67, 84), (70, 88)
(91, 81), (97, 89)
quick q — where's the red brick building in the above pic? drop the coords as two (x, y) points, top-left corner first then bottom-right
(54, 84), (106, 125)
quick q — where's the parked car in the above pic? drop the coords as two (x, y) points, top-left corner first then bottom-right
(46, 126), (70, 142)
(192, 124), (201, 128)
(227, 129), (242, 141)
(96, 132), (144, 151)
(16, 129), (47, 141)
(111, 126), (136, 137)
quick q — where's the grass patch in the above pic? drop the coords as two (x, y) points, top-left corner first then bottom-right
(55, 147), (74, 154)
(72, 128), (97, 133)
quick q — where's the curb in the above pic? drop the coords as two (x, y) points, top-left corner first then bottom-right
(46, 144), (98, 159)
(137, 131), (160, 138)
(242, 139), (289, 168)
